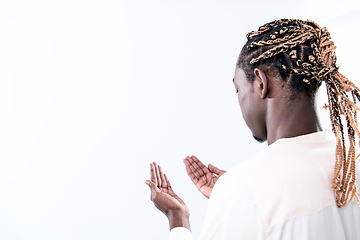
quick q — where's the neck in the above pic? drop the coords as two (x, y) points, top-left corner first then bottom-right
(266, 95), (320, 145)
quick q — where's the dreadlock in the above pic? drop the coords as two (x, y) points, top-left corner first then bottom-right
(237, 19), (360, 208)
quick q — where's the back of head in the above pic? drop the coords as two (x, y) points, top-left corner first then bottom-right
(238, 19), (360, 208)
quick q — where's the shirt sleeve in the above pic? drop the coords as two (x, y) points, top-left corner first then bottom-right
(169, 227), (194, 240)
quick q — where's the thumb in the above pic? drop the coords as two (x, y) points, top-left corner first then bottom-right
(146, 180), (155, 188)
(146, 180), (159, 202)
(145, 180), (158, 192)
(208, 164), (225, 175)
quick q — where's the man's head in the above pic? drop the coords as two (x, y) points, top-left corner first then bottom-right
(234, 19), (326, 142)
(233, 19), (360, 208)
(237, 19), (326, 98)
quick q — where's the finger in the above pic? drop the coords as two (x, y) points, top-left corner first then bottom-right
(164, 174), (185, 204)
(153, 162), (162, 187)
(183, 156), (192, 167)
(208, 164), (226, 175)
(145, 180), (158, 201)
(185, 156), (205, 176)
(184, 157), (202, 179)
(150, 163), (157, 186)
(145, 180), (152, 188)
(185, 157), (210, 190)
(145, 180), (157, 191)
(191, 156), (211, 175)
(158, 165), (168, 188)
(189, 156), (210, 182)
(184, 164), (199, 184)
(164, 174), (172, 191)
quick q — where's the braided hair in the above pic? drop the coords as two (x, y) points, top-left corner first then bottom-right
(237, 19), (360, 208)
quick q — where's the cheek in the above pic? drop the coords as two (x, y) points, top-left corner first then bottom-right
(237, 95), (245, 114)
(238, 93), (260, 131)
(238, 92), (250, 111)
(238, 94), (250, 122)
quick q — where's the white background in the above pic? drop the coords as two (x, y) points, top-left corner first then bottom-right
(0, 0), (359, 239)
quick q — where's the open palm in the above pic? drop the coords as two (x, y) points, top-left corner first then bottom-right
(146, 162), (189, 216)
(184, 156), (226, 199)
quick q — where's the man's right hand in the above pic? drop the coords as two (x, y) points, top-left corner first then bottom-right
(184, 156), (226, 199)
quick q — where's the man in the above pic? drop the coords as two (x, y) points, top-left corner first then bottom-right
(145, 19), (360, 239)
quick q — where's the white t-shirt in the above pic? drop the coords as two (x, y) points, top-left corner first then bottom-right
(169, 131), (360, 240)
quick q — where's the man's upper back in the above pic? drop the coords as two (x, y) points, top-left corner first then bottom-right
(199, 131), (360, 239)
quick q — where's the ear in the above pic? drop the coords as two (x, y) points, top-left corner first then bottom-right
(253, 68), (269, 99)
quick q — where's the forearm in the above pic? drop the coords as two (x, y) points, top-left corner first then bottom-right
(167, 210), (191, 231)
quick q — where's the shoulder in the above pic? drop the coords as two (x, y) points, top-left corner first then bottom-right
(229, 131), (336, 180)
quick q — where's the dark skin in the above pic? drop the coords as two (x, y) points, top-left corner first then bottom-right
(145, 158), (225, 231)
(145, 162), (190, 230)
(184, 156), (226, 199)
(146, 65), (321, 231)
(234, 67), (320, 145)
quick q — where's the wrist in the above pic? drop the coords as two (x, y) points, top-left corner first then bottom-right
(166, 209), (190, 231)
